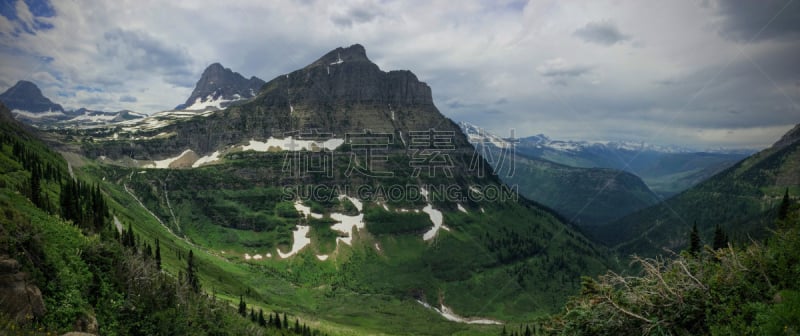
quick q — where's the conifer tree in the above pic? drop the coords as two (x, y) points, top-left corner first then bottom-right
(689, 223), (701, 255)
(238, 295), (247, 317)
(155, 238), (162, 270)
(258, 309), (266, 327)
(30, 162), (42, 208)
(273, 312), (282, 329)
(187, 249), (199, 293)
(712, 224), (728, 250)
(779, 188), (791, 220)
(250, 307), (256, 322)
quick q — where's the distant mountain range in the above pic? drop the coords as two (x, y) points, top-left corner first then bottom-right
(0, 62), (268, 128)
(460, 122), (661, 226)
(0, 80), (145, 127)
(594, 123), (800, 257)
(460, 122), (750, 197)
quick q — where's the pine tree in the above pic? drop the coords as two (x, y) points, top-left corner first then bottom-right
(30, 162), (42, 208)
(779, 188), (791, 220)
(294, 318), (300, 333)
(258, 309), (266, 327)
(186, 249), (199, 293)
(144, 243), (153, 258)
(689, 223), (701, 255)
(267, 313), (273, 326)
(238, 295), (247, 317)
(273, 312), (282, 329)
(249, 307), (256, 322)
(283, 313), (288, 330)
(155, 238), (162, 270)
(712, 224), (728, 250)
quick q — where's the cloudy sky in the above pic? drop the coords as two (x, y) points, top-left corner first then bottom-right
(1, 0), (798, 149)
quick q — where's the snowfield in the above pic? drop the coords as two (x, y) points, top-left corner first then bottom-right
(242, 137), (344, 152)
(415, 300), (502, 325)
(192, 151), (221, 167)
(278, 225), (311, 258)
(145, 149), (195, 169)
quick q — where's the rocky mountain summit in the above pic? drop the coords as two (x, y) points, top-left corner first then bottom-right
(176, 63), (266, 110)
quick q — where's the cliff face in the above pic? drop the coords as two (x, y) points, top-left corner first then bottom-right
(228, 44), (445, 136)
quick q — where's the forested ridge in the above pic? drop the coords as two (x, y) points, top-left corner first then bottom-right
(508, 193), (799, 335)
(0, 106), (327, 335)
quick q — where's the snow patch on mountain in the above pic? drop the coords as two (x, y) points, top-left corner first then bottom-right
(330, 212), (365, 246)
(241, 137), (345, 152)
(419, 187), (446, 241)
(329, 195), (366, 246)
(192, 151), (221, 167)
(184, 93), (243, 111)
(415, 300), (502, 325)
(145, 149), (195, 169)
(278, 225), (311, 258)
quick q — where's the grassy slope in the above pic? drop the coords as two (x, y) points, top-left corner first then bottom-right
(68, 147), (614, 334)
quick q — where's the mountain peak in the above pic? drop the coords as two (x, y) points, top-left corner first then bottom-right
(0, 80), (64, 113)
(310, 44), (371, 67)
(177, 63), (265, 110)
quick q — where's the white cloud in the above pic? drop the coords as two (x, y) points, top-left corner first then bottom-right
(0, 0), (797, 149)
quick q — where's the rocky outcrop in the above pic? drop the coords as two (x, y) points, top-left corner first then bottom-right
(0, 255), (45, 325)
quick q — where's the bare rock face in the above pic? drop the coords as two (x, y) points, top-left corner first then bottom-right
(0, 255), (46, 325)
(177, 63), (266, 110)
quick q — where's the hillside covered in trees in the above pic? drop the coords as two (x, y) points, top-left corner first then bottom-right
(0, 104), (326, 335)
(524, 196), (800, 335)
